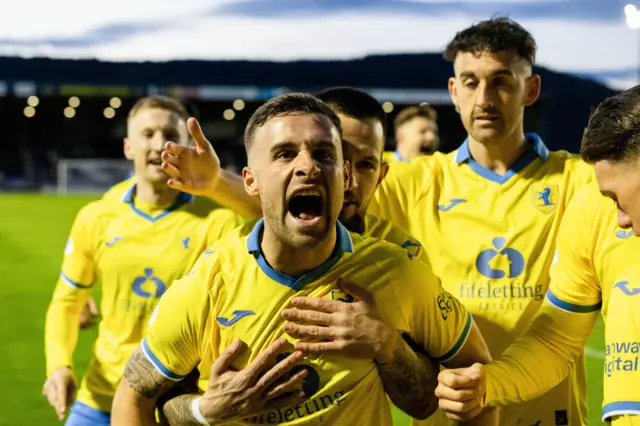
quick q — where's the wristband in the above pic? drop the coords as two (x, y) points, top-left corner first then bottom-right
(191, 397), (211, 426)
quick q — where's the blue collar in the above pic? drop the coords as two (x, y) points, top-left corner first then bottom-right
(393, 149), (413, 163)
(121, 183), (194, 223)
(452, 133), (550, 184)
(246, 218), (354, 291)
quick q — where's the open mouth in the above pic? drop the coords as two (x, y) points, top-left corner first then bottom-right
(288, 191), (324, 222)
(148, 159), (163, 166)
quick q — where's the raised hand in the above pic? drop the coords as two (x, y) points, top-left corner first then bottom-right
(436, 363), (486, 421)
(281, 278), (399, 363)
(161, 117), (221, 195)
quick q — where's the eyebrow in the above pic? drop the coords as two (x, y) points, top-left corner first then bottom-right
(360, 155), (379, 163)
(270, 140), (337, 153)
(459, 69), (515, 79)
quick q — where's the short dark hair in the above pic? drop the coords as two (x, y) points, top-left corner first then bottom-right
(444, 17), (537, 65)
(581, 85), (640, 164)
(244, 93), (342, 153)
(315, 87), (387, 137)
(394, 105), (438, 130)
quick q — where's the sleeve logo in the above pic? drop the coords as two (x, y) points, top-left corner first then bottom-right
(437, 290), (453, 320)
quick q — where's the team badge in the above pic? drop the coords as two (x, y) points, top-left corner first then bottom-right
(530, 183), (558, 214)
(330, 289), (354, 303)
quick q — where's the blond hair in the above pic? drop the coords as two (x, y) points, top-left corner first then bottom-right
(394, 105), (438, 130)
(127, 95), (190, 122)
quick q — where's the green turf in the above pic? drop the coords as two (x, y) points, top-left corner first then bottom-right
(0, 193), (606, 425)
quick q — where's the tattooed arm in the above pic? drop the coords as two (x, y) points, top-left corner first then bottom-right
(157, 369), (203, 426)
(280, 280), (440, 420)
(157, 338), (307, 426)
(112, 347), (177, 426)
(377, 334), (440, 419)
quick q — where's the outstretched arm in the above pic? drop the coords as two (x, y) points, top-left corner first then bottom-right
(161, 117), (262, 219)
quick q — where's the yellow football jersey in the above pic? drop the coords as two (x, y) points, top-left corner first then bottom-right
(382, 150), (405, 163)
(101, 176), (136, 201)
(44, 183), (245, 412)
(546, 183), (640, 424)
(228, 213), (426, 267)
(143, 219), (471, 425)
(369, 134), (594, 425)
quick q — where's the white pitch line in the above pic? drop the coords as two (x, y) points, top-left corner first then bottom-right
(584, 346), (605, 359)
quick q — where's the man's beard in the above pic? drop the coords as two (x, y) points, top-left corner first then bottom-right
(339, 211), (365, 234)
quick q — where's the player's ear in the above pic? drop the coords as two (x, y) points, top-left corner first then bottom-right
(524, 74), (541, 107)
(242, 166), (259, 197)
(123, 138), (134, 160)
(448, 77), (459, 112)
(377, 161), (389, 186)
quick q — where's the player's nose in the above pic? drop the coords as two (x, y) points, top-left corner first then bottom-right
(475, 84), (494, 108)
(149, 131), (168, 151)
(345, 165), (357, 191)
(293, 151), (321, 178)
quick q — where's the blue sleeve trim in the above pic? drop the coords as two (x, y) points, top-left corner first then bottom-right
(141, 338), (187, 381)
(433, 312), (473, 363)
(546, 290), (601, 313)
(60, 272), (93, 289)
(602, 401), (640, 420)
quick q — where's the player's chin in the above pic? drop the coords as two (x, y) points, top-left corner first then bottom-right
(339, 209), (365, 234)
(145, 164), (169, 182)
(471, 128), (506, 144)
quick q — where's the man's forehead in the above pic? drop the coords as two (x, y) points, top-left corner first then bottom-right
(256, 114), (340, 146)
(454, 50), (530, 74)
(339, 115), (383, 151)
(342, 138), (378, 157)
(129, 108), (183, 128)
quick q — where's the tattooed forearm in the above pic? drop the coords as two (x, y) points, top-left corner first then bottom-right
(160, 394), (204, 426)
(376, 333), (439, 420)
(158, 369), (204, 426)
(124, 348), (175, 399)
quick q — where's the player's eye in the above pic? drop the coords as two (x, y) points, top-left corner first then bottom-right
(275, 150), (296, 160)
(314, 150), (335, 162)
(493, 77), (511, 86)
(164, 131), (179, 141)
(142, 131), (154, 138)
(358, 161), (375, 170)
(463, 80), (478, 89)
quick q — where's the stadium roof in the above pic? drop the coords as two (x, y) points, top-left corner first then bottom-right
(0, 0), (634, 90)
(0, 53), (615, 102)
(0, 53), (614, 156)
